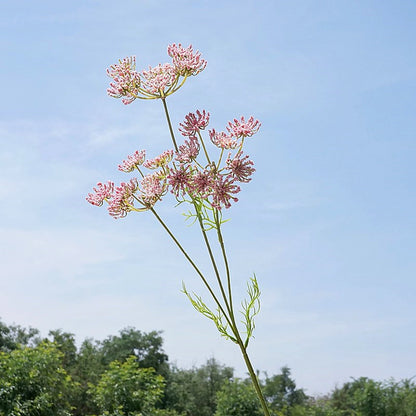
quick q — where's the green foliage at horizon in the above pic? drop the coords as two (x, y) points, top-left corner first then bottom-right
(1, 318), (415, 416)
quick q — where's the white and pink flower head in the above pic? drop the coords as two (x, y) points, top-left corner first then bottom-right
(143, 149), (174, 170)
(227, 116), (261, 139)
(167, 43), (207, 76)
(86, 181), (114, 206)
(107, 57), (141, 105)
(118, 150), (146, 173)
(209, 129), (238, 149)
(140, 63), (176, 96)
(179, 110), (210, 137)
(108, 178), (139, 219)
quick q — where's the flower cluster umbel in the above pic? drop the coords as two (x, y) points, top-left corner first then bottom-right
(106, 44), (206, 103)
(86, 112), (260, 218)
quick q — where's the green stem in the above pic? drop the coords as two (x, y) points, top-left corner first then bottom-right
(151, 209), (270, 416)
(214, 212), (235, 323)
(213, 212), (271, 416)
(197, 130), (211, 165)
(161, 98), (178, 152)
(237, 338), (271, 416)
(193, 201), (233, 317)
(149, 208), (232, 328)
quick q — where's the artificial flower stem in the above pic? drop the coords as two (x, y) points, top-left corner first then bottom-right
(161, 98), (179, 152)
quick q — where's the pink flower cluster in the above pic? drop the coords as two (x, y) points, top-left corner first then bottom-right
(87, 150), (172, 218)
(108, 178), (139, 219)
(106, 44), (206, 103)
(179, 110), (210, 136)
(167, 44), (207, 76)
(86, 181), (114, 206)
(107, 57), (141, 105)
(118, 150), (146, 172)
(87, 110), (260, 216)
(167, 110), (260, 210)
(140, 63), (176, 96)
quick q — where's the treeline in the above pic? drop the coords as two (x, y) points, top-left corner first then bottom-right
(0, 319), (415, 416)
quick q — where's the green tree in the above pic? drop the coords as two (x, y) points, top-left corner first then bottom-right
(263, 366), (308, 415)
(164, 358), (233, 416)
(0, 341), (74, 416)
(69, 338), (105, 416)
(100, 327), (169, 375)
(330, 376), (416, 416)
(215, 379), (263, 416)
(0, 318), (40, 352)
(89, 355), (165, 416)
(384, 378), (416, 416)
(48, 329), (77, 370)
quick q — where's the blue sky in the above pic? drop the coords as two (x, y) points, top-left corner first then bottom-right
(1, 0), (415, 394)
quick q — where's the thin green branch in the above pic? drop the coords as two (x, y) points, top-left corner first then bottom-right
(149, 208), (232, 329)
(161, 98), (178, 152)
(192, 200), (233, 319)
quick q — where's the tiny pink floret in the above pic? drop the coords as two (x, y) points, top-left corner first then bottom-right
(143, 150), (174, 169)
(176, 136), (200, 164)
(211, 175), (240, 210)
(86, 181), (114, 206)
(108, 178), (139, 219)
(226, 152), (255, 183)
(167, 43), (207, 76)
(118, 150), (146, 172)
(140, 172), (167, 206)
(179, 110), (210, 136)
(140, 63), (176, 95)
(107, 57), (141, 105)
(227, 116), (261, 138)
(209, 129), (238, 149)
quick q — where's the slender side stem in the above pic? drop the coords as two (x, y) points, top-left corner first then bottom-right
(214, 212), (235, 322)
(197, 130), (211, 165)
(149, 208), (232, 328)
(193, 202), (232, 317)
(161, 98), (178, 152)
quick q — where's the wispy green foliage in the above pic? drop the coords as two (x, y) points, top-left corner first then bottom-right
(182, 283), (237, 343)
(241, 274), (261, 348)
